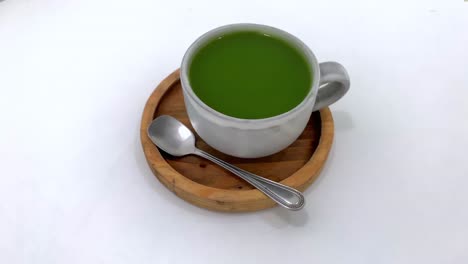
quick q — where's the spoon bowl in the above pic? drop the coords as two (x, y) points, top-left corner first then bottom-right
(148, 115), (196, 157)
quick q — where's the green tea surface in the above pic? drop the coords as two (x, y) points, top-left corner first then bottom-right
(189, 31), (312, 119)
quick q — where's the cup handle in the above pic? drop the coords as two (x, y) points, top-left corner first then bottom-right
(312, 62), (350, 111)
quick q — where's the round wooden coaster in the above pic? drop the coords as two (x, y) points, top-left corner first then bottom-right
(140, 69), (334, 212)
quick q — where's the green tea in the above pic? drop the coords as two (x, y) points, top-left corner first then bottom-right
(189, 31), (312, 119)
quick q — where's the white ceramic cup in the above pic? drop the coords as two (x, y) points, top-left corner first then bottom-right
(181, 23), (350, 158)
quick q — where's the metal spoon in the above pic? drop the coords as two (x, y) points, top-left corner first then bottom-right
(147, 115), (305, 210)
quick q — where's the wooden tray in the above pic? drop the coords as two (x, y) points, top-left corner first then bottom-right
(140, 69), (334, 212)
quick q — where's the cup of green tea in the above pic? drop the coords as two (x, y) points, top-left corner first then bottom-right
(181, 23), (350, 158)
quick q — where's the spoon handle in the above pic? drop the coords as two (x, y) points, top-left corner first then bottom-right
(194, 149), (305, 210)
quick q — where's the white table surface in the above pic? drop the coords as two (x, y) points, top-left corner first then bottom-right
(1, 0), (468, 263)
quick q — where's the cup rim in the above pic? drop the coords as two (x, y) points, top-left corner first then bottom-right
(180, 23), (320, 128)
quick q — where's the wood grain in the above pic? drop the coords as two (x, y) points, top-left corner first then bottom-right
(140, 69), (334, 212)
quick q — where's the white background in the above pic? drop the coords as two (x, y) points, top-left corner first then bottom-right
(1, 0), (468, 263)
